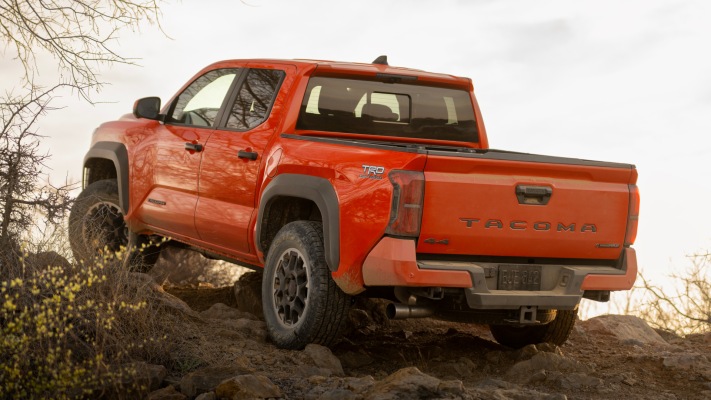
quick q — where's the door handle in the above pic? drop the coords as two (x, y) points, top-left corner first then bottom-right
(238, 150), (258, 160)
(515, 185), (552, 205)
(184, 142), (203, 152)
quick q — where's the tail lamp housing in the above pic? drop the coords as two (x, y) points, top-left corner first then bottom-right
(624, 184), (640, 246)
(385, 170), (425, 237)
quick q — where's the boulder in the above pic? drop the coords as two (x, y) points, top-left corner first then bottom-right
(304, 344), (345, 376)
(344, 376), (376, 394)
(146, 385), (186, 400)
(662, 353), (709, 371)
(365, 367), (441, 400)
(214, 374), (282, 400)
(338, 350), (375, 368)
(507, 351), (592, 381)
(200, 303), (257, 320)
(581, 315), (668, 347)
(179, 365), (253, 397)
(233, 272), (264, 318)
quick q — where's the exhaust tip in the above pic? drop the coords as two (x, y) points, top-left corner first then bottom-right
(387, 303), (435, 320)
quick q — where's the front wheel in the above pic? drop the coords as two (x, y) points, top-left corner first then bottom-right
(261, 221), (350, 349)
(68, 179), (161, 271)
(489, 308), (578, 348)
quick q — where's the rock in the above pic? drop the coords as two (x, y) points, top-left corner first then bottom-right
(528, 369), (548, 383)
(344, 376), (376, 394)
(179, 365), (253, 397)
(150, 246), (247, 288)
(515, 344), (540, 361)
(437, 379), (465, 395)
(662, 353), (709, 371)
(304, 344), (345, 376)
(138, 363), (168, 392)
(507, 351), (592, 381)
(559, 373), (603, 389)
(622, 377), (637, 386)
(105, 361), (168, 395)
(536, 342), (564, 356)
(317, 388), (357, 400)
(429, 357), (476, 378)
(233, 272), (264, 318)
(146, 385), (187, 400)
(195, 392), (216, 400)
(214, 374), (282, 400)
(348, 309), (374, 330)
(338, 351), (375, 368)
(478, 388), (568, 400)
(365, 367), (441, 399)
(581, 315), (668, 347)
(200, 303), (256, 320)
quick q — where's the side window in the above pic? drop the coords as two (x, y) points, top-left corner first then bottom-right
(226, 68), (285, 130)
(168, 69), (239, 127)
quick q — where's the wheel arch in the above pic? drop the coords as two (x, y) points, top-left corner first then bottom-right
(83, 141), (129, 213)
(257, 174), (339, 271)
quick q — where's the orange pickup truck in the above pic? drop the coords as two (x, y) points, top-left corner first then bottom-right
(69, 57), (639, 349)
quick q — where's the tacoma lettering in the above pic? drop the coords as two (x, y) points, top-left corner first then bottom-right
(460, 218), (597, 233)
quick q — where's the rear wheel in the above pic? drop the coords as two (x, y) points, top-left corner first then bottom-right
(262, 221), (350, 349)
(68, 179), (161, 271)
(489, 308), (578, 348)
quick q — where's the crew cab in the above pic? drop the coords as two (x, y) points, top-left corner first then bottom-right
(69, 57), (639, 349)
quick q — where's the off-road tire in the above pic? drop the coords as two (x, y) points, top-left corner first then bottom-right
(68, 179), (161, 272)
(489, 308), (578, 348)
(262, 221), (351, 349)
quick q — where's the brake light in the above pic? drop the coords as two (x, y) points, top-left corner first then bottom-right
(624, 185), (640, 246)
(385, 170), (424, 237)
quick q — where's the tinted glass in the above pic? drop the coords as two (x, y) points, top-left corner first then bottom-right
(226, 69), (285, 130)
(168, 69), (239, 127)
(297, 77), (478, 142)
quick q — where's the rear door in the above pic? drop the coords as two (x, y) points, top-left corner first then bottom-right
(194, 65), (294, 257)
(418, 151), (636, 260)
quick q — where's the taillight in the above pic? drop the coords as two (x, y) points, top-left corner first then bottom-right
(385, 170), (425, 237)
(624, 184), (640, 246)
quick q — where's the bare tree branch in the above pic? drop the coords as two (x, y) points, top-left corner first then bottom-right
(0, 0), (164, 100)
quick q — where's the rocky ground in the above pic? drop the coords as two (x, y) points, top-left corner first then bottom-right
(130, 268), (711, 400)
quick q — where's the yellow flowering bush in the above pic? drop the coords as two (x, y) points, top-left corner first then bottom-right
(0, 246), (174, 399)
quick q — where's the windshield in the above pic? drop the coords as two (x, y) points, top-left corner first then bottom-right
(296, 76), (478, 143)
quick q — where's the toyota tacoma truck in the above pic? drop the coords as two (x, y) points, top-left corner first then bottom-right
(69, 56), (640, 350)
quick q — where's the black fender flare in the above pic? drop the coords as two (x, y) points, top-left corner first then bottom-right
(257, 174), (340, 271)
(83, 141), (130, 213)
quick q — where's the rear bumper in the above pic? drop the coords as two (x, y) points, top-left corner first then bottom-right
(362, 237), (637, 310)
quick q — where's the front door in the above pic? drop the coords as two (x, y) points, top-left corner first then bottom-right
(134, 68), (240, 240)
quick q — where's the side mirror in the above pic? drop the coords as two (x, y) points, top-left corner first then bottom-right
(133, 97), (162, 120)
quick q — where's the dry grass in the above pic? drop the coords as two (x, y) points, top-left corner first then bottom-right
(0, 242), (195, 399)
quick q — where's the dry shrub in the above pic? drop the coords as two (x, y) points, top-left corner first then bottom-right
(0, 244), (186, 399)
(637, 253), (711, 336)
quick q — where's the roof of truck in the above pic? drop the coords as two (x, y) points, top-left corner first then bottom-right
(203, 58), (473, 88)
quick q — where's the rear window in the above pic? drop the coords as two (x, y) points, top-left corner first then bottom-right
(297, 77), (478, 142)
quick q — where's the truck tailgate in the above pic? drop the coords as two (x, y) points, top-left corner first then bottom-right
(417, 150), (636, 260)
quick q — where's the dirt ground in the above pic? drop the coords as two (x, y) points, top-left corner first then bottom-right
(165, 284), (711, 400)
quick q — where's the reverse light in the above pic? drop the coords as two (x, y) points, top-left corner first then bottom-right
(385, 170), (425, 237)
(624, 185), (640, 246)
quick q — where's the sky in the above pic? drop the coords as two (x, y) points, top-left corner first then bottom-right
(3, 0), (710, 297)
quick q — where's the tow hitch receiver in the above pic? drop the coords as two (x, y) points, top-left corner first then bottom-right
(519, 306), (538, 324)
